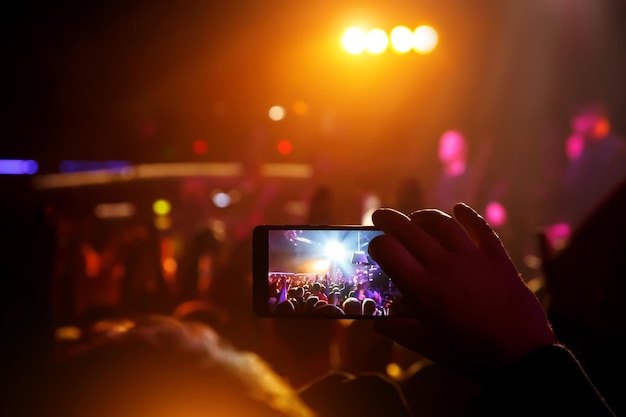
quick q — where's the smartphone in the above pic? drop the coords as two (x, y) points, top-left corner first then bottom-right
(252, 225), (406, 318)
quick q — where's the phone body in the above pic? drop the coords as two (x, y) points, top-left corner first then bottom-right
(252, 225), (406, 318)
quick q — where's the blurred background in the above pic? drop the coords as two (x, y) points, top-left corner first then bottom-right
(2, 0), (626, 414)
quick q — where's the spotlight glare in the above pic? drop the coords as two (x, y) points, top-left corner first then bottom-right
(390, 26), (413, 53)
(325, 241), (346, 260)
(342, 27), (367, 54)
(413, 25), (438, 54)
(366, 28), (389, 54)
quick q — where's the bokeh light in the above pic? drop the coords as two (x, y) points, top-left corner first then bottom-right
(154, 215), (173, 231)
(193, 139), (208, 155)
(325, 241), (346, 260)
(269, 105), (285, 121)
(390, 26), (413, 53)
(292, 100), (309, 116)
(413, 25), (438, 54)
(0, 159), (39, 175)
(366, 28), (389, 54)
(277, 140), (293, 155)
(212, 191), (231, 208)
(485, 201), (507, 228)
(342, 27), (367, 54)
(153, 199), (172, 216)
(593, 117), (611, 139)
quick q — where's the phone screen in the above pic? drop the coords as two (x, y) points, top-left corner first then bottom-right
(253, 226), (405, 318)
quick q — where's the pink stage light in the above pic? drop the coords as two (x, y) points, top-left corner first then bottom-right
(485, 201), (507, 228)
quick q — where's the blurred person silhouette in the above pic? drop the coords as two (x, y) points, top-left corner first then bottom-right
(298, 371), (412, 417)
(430, 130), (484, 212)
(13, 315), (315, 417)
(307, 185), (334, 225)
(262, 184), (342, 388)
(396, 176), (426, 216)
(547, 102), (626, 242)
(119, 219), (169, 316)
(176, 222), (221, 304)
(368, 203), (615, 416)
(539, 177), (626, 415)
(0, 197), (56, 416)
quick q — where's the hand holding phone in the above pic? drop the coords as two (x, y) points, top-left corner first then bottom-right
(369, 204), (558, 379)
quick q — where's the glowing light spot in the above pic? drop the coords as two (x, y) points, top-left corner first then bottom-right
(342, 27), (367, 54)
(162, 257), (177, 275)
(0, 159), (39, 175)
(386, 363), (403, 380)
(293, 100), (309, 116)
(366, 28), (389, 54)
(277, 140), (293, 155)
(485, 201), (507, 227)
(593, 117), (610, 139)
(154, 215), (172, 231)
(524, 255), (542, 270)
(566, 134), (584, 160)
(325, 241), (346, 260)
(313, 259), (331, 273)
(212, 192), (231, 208)
(95, 202), (136, 219)
(153, 199), (171, 216)
(269, 105), (285, 121)
(438, 130), (467, 165)
(55, 326), (82, 341)
(390, 26), (413, 53)
(193, 139), (208, 155)
(413, 25), (438, 54)
(545, 222), (571, 250)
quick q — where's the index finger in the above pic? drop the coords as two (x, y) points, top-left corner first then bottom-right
(372, 208), (447, 266)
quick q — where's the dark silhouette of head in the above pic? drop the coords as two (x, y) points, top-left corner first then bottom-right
(16, 316), (313, 417)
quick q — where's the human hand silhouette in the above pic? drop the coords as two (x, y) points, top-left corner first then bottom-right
(368, 203), (558, 380)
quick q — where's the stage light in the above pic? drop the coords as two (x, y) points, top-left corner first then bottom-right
(390, 26), (413, 53)
(485, 201), (507, 228)
(153, 199), (171, 216)
(269, 105), (285, 121)
(342, 27), (367, 54)
(366, 28), (388, 54)
(212, 192), (231, 208)
(162, 257), (177, 275)
(277, 140), (293, 155)
(0, 159), (39, 175)
(413, 25), (438, 54)
(593, 117), (610, 139)
(325, 241), (346, 260)
(193, 139), (208, 155)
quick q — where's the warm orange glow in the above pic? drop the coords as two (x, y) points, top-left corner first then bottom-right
(293, 100), (309, 116)
(413, 25), (438, 54)
(593, 117), (610, 139)
(154, 215), (172, 230)
(342, 27), (367, 54)
(277, 140), (293, 155)
(162, 257), (177, 275)
(390, 26), (413, 53)
(366, 28), (388, 54)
